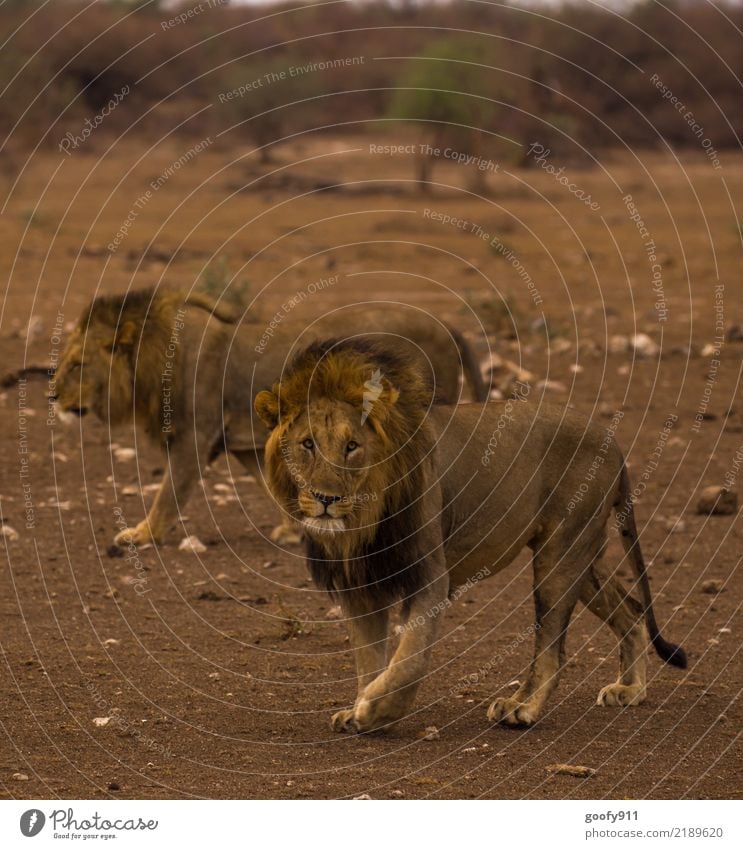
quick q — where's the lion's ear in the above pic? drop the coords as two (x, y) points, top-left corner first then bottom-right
(114, 321), (138, 350)
(255, 390), (280, 429)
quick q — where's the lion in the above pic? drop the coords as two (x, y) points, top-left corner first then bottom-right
(254, 339), (687, 732)
(53, 287), (487, 546)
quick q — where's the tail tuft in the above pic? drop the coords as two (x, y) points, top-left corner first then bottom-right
(652, 634), (688, 669)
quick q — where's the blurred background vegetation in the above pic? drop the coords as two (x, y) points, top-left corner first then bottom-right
(1, 0), (740, 165)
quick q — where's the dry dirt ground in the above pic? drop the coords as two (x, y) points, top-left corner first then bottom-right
(0, 137), (740, 799)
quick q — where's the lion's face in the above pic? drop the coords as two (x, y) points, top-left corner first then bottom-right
(54, 322), (135, 423)
(278, 398), (387, 536)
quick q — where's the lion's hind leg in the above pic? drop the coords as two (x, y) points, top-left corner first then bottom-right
(488, 526), (607, 728)
(580, 565), (648, 707)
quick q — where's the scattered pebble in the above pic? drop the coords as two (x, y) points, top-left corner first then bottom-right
(113, 447), (137, 462)
(719, 627), (731, 634)
(326, 605), (343, 620)
(47, 500), (71, 510)
(353, 793), (372, 800)
(108, 782), (121, 791)
(121, 486), (138, 497)
(419, 726), (440, 741)
(696, 486), (737, 516)
(462, 746), (477, 753)
(545, 763), (596, 778)
(12, 772), (29, 781)
(179, 535), (207, 554)
(536, 379), (567, 393)
(701, 579), (724, 595)
(1, 525), (19, 541)
(631, 333), (660, 358)
(93, 717), (112, 727)
(609, 335), (629, 354)
(664, 516), (686, 534)
(389, 789), (405, 799)
(701, 342), (720, 358)
(103, 638), (120, 646)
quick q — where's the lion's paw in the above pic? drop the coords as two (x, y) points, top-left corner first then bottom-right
(331, 709), (359, 734)
(487, 696), (539, 727)
(114, 520), (159, 547)
(596, 683), (646, 707)
(270, 523), (303, 546)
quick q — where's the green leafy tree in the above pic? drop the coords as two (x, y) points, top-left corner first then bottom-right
(390, 39), (507, 191)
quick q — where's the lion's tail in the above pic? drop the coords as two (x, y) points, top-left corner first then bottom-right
(185, 291), (240, 323)
(447, 325), (490, 402)
(615, 464), (687, 669)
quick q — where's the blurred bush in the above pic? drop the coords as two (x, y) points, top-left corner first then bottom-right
(0, 0), (740, 159)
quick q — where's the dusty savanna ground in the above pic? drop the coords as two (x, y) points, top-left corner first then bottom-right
(0, 136), (740, 799)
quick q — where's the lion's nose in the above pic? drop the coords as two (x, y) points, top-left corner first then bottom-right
(312, 491), (342, 508)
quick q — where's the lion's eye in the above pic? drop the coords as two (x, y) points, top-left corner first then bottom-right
(301, 438), (314, 451)
(346, 441), (359, 453)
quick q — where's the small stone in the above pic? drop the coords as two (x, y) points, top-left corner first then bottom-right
(462, 746), (477, 753)
(696, 486), (737, 516)
(545, 763), (596, 778)
(701, 579), (724, 595)
(113, 447), (137, 462)
(121, 485), (138, 497)
(326, 605), (343, 620)
(179, 535), (207, 553)
(12, 772), (29, 781)
(701, 342), (720, 358)
(353, 793), (372, 800)
(609, 335), (629, 354)
(93, 717), (112, 727)
(419, 726), (440, 741)
(108, 782), (121, 791)
(631, 333), (659, 358)
(389, 789), (405, 798)
(508, 679), (521, 688)
(1, 525), (19, 541)
(719, 627), (731, 634)
(536, 379), (567, 393)
(664, 516), (686, 534)
(103, 638), (120, 646)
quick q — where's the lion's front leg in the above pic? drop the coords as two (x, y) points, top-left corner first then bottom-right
(114, 433), (211, 546)
(330, 595), (389, 733)
(332, 564), (449, 734)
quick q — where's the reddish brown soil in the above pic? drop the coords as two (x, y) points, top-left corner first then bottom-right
(0, 140), (740, 799)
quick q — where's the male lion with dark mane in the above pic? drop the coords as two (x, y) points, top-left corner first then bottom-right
(255, 340), (687, 733)
(53, 287), (487, 546)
